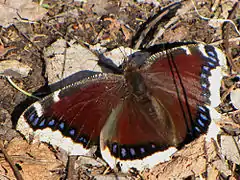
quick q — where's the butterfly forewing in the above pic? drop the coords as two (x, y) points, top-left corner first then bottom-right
(17, 74), (125, 154)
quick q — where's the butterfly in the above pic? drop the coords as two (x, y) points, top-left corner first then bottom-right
(16, 42), (227, 172)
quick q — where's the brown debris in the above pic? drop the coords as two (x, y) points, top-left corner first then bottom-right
(1, 137), (64, 180)
(143, 136), (217, 179)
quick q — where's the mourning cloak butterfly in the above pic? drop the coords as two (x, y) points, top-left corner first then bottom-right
(16, 43), (227, 172)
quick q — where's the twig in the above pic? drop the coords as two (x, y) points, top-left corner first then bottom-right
(6, 76), (41, 100)
(191, 0), (240, 36)
(134, 10), (169, 50)
(210, 37), (240, 46)
(133, 2), (181, 49)
(0, 141), (24, 180)
(217, 119), (240, 129)
(149, 1), (193, 47)
(66, 156), (77, 179)
(220, 83), (236, 102)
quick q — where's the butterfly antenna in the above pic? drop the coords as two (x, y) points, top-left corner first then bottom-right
(166, 50), (192, 134)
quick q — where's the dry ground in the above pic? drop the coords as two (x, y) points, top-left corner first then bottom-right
(0, 0), (239, 179)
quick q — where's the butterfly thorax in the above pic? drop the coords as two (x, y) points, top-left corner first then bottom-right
(124, 70), (148, 98)
(124, 70), (160, 120)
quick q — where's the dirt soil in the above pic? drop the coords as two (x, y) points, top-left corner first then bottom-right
(0, 0), (239, 179)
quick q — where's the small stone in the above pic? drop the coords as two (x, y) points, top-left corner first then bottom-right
(0, 60), (31, 78)
(230, 88), (240, 109)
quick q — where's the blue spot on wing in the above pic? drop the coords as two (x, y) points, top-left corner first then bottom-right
(197, 119), (205, 127)
(198, 106), (206, 112)
(39, 119), (46, 127)
(130, 148), (136, 156)
(200, 113), (208, 121)
(201, 73), (207, 79)
(28, 113), (36, 122)
(203, 66), (210, 71)
(201, 83), (207, 89)
(59, 122), (65, 130)
(208, 56), (218, 63)
(207, 51), (215, 57)
(112, 144), (117, 153)
(207, 61), (215, 67)
(48, 119), (55, 126)
(69, 129), (75, 136)
(32, 117), (39, 126)
(195, 126), (201, 132)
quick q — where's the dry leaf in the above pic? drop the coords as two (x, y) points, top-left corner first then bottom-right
(3, 137), (64, 180)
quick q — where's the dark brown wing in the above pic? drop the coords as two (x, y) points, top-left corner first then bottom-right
(17, 74), (125, 154)
(100, 44), (226, 172)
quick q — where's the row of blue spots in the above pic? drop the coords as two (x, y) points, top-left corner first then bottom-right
(206, 51), (219, 64)
(110, 143), (160, 160)
(200, 49), (219, 101)
(27, 113), (79, 138)
(57, 122), (79, 140)
(194, 105), (210, 132)
(44, 118), (88, 146)
(33, 116), (56, 129)
(26, 111), (42, 127)
(206, 50), (218, 63)
(78, 136), (88, 145)
(200, 65), (211, 100)
(57, 122), (78, 139)
(27, 111), (55, 128)
(120, 146), (151, 158)
(111, 143), (139, 158)
(118, 146), (145, 158)
(25, 108), (89, 147)
(196, 112), (208, 129)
